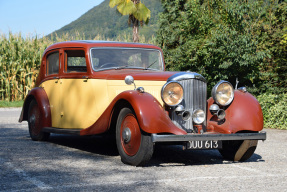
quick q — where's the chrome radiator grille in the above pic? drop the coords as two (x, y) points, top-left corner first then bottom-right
(170, 79), (207, 132)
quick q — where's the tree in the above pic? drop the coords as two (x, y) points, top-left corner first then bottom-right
(109, 0), (151, 42)
(156, 0), (287, 94)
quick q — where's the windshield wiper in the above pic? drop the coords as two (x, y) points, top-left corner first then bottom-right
(115, 65), (129, 70)
(145, 60), (157, 70)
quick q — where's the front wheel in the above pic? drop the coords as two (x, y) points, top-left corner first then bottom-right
(116, 107), (154, 166)
(28, 100), (50, 141)
(218, 140), (258, 161)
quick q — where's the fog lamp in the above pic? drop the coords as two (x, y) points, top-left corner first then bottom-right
(192, 109), (205, 124)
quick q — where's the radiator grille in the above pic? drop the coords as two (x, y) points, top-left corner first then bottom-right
(170, 79), (207, 132)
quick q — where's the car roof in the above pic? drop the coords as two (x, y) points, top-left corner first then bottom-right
(43, 40), (162, 55)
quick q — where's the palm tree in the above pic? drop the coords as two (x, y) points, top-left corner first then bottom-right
(109, 0), (151, 42)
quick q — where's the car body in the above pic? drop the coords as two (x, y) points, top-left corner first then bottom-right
(19, 41), (266, 166)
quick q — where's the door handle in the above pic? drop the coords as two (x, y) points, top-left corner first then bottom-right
(83, 76), (89, 82)
(54, 77), (60, 83)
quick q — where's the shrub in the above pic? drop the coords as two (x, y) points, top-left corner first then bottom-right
(257, 93), (287, 130)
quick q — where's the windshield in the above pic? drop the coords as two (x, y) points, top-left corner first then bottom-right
(90, 48), (164, 71)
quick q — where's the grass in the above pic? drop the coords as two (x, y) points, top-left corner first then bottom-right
(0, 100), (24, 108)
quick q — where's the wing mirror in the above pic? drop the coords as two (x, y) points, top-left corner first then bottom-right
(125, 75), (134, 85)
(125, 75), (136, 90)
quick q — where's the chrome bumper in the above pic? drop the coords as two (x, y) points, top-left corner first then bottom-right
(151, 132), (266, 142)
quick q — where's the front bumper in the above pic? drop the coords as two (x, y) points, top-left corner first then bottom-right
(151, 132), (266, 142)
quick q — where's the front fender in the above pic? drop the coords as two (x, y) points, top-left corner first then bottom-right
(80, 90), (186, 136)
(19, 87), (52, 128)
(207, 90), (264, 134)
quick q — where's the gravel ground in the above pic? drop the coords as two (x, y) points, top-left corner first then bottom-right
(0, 108), (286, 192)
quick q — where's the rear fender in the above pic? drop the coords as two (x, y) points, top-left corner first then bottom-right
(19, 87), (52, 128)
(80, 90), (186, 136)
(207, 90), (263, 134)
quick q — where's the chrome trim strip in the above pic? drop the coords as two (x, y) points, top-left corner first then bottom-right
(167, 72), (207, 83)
(151, 132), (266, 142)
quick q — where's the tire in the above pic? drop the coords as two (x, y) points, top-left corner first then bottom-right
(116, 107), (154, 166)
(28, 100), (50, 141)
(219, 140), (258, 162)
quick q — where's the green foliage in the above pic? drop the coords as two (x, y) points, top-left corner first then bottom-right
(257, 2), (287, 94)
(109, 0), (152, 42)
(257, 93), (287, 130)
(156, 0), (287, 94)
(0, 33), (49, 101)
(52, 0), (162, 41)
(109, 0), (151, 23)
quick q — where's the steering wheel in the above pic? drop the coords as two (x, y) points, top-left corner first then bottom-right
(99, 63), (118, 68)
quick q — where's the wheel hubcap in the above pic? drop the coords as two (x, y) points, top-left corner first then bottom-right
(120, 114), (141, 156)
(122, 128), (131, 143)
(29, 104), (41, 136)
(29, 115), (36, 127)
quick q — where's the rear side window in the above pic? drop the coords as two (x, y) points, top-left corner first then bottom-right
(46, 52), (59, 75)
(65, 50), (87, 73)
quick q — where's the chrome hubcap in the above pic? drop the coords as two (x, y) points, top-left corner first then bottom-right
(122, 128), (131, 143)
(29, 115), (36, 127)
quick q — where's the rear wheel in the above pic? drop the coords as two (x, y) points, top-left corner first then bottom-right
(219, 140), (258, 161)
(116, 107), (154, 166)
(28, 100), (50, 141)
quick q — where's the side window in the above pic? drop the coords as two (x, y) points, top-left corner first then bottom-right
(65, 50), (87, 73)
(46, 52), (59, 75)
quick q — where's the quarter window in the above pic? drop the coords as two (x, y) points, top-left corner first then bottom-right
(46, 52), (59, 75)
(65, 50), (87, 73)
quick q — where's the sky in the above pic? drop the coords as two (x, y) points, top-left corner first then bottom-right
(0, 0), (105, 37)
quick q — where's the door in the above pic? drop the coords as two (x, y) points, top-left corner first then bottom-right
(41, 50), (62, 128)
(60, 49), (99, 129)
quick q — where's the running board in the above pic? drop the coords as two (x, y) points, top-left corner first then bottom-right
(43, 127), (82, 135)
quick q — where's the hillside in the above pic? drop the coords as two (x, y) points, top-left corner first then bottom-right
(50, 0), (162, 40)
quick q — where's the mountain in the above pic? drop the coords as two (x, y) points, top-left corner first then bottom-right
(50, 0), (163, 40)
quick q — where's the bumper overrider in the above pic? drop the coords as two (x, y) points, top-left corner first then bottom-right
(151, 132), (266, 142)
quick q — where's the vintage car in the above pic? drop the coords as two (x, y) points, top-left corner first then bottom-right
(19, 41), (266, 166)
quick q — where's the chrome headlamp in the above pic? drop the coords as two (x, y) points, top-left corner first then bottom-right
(212, 80), (234, 106)
(192, 109), (205, 124)
(161, 81), (183, 106)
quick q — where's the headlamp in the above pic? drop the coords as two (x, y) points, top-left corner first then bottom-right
(212, 80), (234, 106)
(161, 81), (183, 106)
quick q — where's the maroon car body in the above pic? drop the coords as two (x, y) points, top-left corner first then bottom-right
(19, 41), (266, 166)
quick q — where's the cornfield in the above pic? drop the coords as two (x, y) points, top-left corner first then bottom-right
(0, 32), (155, 101)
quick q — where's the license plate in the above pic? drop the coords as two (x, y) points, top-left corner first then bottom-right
(187, 140), (222, 149)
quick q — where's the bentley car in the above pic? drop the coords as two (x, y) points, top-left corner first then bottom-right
(19, 41), (266, 166)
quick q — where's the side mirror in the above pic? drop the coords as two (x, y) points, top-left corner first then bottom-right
(125, 75), (134, 85)
(125, 75), (136, 90)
